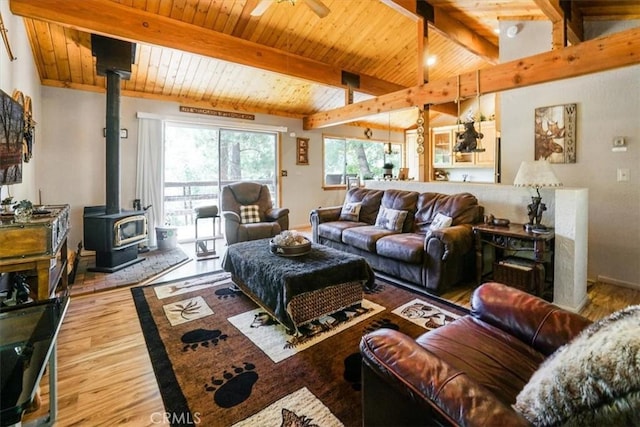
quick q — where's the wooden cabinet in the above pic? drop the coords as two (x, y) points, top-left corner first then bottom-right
(475, 121), (496, 166)
(473, 223), (554, 300)
(432, 128), (453, 167)
(0, 205), (70, 300)
(431, 121), (496, 168)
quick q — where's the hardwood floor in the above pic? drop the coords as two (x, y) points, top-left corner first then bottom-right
(440, 281), (640, 320)
(22, 243), (640, 426)
(23, 244), (226, 427)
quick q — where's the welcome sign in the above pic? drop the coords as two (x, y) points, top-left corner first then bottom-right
(179, 106), (255, 120)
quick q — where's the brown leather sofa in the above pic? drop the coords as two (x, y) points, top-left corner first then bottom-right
(310, 188), (483, 294)
(359, 282), (593, 427)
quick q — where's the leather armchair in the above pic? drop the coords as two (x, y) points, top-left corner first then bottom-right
(220, 182), (289, 245)
(359, 282), (592, 427)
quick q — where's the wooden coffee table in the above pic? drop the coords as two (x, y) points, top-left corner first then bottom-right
(222, 238), (374, 333)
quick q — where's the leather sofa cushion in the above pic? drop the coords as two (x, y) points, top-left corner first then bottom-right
(375, 233), (425, 263)
(342, 225), (395, 252)
(344, 188), (384, 225)
(416, 316), (546, 406)
(318, 221), (368, 243)
(380, 189), (419, 232)
(415, 192), (481, 233)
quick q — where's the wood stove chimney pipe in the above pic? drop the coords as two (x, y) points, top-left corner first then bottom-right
(91, 35), (136, 215)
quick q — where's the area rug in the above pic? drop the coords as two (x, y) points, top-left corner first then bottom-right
(70, 247), (190, 297)
(131, 272), (468, 427)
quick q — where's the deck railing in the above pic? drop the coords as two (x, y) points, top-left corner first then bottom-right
(163, 180), (275, 241)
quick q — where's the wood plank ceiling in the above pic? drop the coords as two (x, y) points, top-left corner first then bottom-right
(11, 0), (640, 130)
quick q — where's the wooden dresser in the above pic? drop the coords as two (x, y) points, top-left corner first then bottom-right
(0, 205), (70, 300)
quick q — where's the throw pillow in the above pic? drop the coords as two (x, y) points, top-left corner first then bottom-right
(240, 205), (261, 224)
(374, 206), (408, 232)
(339, 202), (362, 222)
(514, 305), (640, 426)
(429, 212), (453, 231)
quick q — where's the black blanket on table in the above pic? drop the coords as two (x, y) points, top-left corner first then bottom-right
(222, 238), (375, 330)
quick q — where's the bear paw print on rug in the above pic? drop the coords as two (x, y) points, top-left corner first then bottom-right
(181, 328), (228, 351)
(205, 362), (258, 408)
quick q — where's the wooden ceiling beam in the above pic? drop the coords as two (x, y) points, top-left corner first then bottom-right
(429, 102), (457, 117)
(428, 8), (499, 64)
(40, 78), (308, 119)
(381, 0), (499, 64)
(10, 0), (405, 96)
(303, 26), (640, 129)
(533, 0), (583, 46)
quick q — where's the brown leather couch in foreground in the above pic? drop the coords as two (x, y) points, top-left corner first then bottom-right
(360, 282), (595, 427)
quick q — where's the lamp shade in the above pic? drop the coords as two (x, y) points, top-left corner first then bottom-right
(513, 160), (562, 188)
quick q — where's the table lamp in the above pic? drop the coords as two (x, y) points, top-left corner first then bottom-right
(513, 160), (562, 231)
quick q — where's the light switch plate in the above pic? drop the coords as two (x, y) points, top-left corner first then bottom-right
(617, 168), (630, 182)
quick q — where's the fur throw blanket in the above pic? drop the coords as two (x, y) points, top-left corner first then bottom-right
(514, 305), (640, 426)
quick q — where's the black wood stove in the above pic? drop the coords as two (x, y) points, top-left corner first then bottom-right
(83, 35), (147, 272)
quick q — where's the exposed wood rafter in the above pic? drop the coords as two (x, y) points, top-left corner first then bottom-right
(428, 8), (499, 64)
(302, 26), (640, 129)
(10, 0), (405, 97)
(533, 0), (584, 46)
(381, 0), (499, 64)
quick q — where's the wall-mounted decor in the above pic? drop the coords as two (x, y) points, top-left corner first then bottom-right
(0, 12), (17, 61)
(179, 106), (255, 120)
(534, 103), (576, 163)
(296, 137), (309, 165)
(12, 90), (35, 162)
(0, 89), (24, 184)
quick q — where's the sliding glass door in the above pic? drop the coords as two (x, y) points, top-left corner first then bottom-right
(164, 122), (278, 242)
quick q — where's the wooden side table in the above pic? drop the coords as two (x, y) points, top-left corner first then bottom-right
(473, 223), (554, 299)
(0, 205), (70, 301)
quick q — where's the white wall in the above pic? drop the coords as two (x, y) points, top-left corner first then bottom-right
(500, 20), (640, 287)
(38, 87), (403, 247)
(0, 1), (41, 204)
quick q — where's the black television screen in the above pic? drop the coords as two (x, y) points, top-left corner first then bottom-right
(0, 89), (24, 185)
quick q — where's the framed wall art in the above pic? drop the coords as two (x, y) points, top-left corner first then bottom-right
(296, 137), (309, 165)
(0, 89), (24, 184)
(534, 103), (577, 163)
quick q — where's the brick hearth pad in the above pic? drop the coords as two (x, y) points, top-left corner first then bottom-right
(69, 247), (190, 297)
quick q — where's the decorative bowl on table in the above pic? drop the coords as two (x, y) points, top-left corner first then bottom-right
(269, 231), (312, 257)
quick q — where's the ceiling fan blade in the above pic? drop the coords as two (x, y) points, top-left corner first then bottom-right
(250, 0), (273, 17)
(303, 0), (330, 18)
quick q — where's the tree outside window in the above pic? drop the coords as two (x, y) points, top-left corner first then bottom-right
(323, 136), (402, 186)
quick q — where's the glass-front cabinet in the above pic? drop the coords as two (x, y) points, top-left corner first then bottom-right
(431, 121), (496, 168)
(432, 128), (453, 166)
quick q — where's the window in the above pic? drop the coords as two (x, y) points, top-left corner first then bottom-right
(323, 136), (402, 187)
(164, 122), (278, 241)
